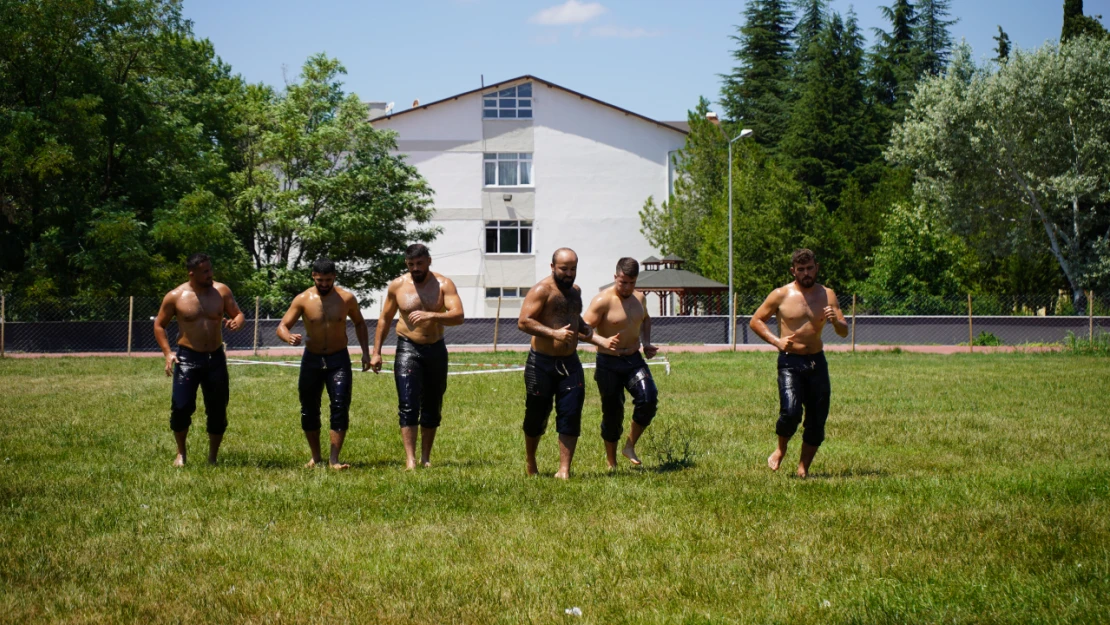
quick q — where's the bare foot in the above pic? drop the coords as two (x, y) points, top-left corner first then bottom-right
(329, 462), (350, 471)
(207, 458), (217, 466)
(554, 470), (570, 480)
(405, 460), (417, 471)
(768, 449), (785, 471)
(173, 454), (186, 467)
(796, 464), (808, 479)
(622, 442), (642, 466)
(421, 461), (432, 468)
(305, 458), (322, 468)
(526, 460), (538, 476)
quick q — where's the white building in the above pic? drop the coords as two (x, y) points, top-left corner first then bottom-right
(366, 75), (688, 319)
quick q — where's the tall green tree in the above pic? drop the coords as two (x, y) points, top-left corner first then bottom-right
(888, 39), (1110, 303)
(228, 55), (436, 298)
(1062, 0), (1109, 42)
(0, 0), (249, 298)
(780, 10), (876, 208)
(870, 0), (920, 117)
(915, 0), (958, 75)
(790, 0), (828, 78)
(720, 0), (794, 149)
(993, 25), (1011, 62)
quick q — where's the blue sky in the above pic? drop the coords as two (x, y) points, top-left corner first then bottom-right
(182, 0), (1109, 121)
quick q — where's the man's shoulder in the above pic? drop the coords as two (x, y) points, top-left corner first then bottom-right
(433, 272), (456, 288)
(387, 275), (408, 291)
(214, 281), (234, 296)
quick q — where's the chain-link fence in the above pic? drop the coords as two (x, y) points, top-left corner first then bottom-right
(1, 292), (1107, 354)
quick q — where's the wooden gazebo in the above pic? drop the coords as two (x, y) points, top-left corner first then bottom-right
(605, 255), (728, 315)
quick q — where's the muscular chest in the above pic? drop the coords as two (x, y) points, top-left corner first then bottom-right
(546, 290), (582, 322)
(176, 292), (222, 323)
(398, 283), (441, 314)
(303, 296), (346, 324)
(606, 297), (643, 329)
(778, 293), (825, 325)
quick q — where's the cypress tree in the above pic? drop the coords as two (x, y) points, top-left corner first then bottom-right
(1062, 0), (1108, 42)
(993, 25), (1011, 62)
(870, 0), (920, 114)
(720, 0), (794, 150)
(916, 0), (958, 75)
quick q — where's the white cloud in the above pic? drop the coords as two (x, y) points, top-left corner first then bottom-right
(528, 0), (606, 26)
(589, 25), (662, 39)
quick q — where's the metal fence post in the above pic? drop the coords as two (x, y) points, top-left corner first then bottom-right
(492, 294), (502, 352)
(968, 293), (973, 353)
(731, 293), (738, 351)
(851, 294), (857, 352)
(253, 296), (261, 356)
(127, 296), (134, 356)
(1090, 290), (1095, 346)
(1, 292), (5, 358)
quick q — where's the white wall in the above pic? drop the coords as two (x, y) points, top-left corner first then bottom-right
(532, 84), (685, 311)
(368, 80), (686, 319)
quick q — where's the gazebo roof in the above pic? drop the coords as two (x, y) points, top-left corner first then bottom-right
(642, 255), (661, 264)
(600, 268), (726, 291)
(660, 253), (684, 262)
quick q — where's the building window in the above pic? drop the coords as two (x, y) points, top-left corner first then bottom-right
(485, 220), (533, 254)
(483, 82), (533, 119)
(485, 287), (531, 299)
(484, 153), (532, 186)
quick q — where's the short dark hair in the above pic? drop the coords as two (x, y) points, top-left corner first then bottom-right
(616, 257), (639, 278)
(791, 248), (816, 267)
(551, 247), (577, 264)
(404, 244), (430, 261)
(186, 253), (211, 271)
(312, 257), (337, 275)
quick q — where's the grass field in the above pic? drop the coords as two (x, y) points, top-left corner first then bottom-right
(1, 351), (1109, 624)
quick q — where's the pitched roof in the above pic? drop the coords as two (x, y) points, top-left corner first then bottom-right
(369, 75), (688, 136)
(599, 268), (726, 291)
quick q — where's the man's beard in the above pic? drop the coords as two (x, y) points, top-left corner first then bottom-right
(553, 272), (575, 291)
(411, 270), (428, 284)
(315, 285), (333, 295)
(797, 275), (816, 288)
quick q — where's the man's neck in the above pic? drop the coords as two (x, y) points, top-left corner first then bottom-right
(793, 281), (817, 294)
(189, 280), (213, 293)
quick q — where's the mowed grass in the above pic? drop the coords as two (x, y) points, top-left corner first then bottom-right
(1, 351), (1109, 624)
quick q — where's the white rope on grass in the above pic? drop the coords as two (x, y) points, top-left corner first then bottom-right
(228, 356), (672, 376)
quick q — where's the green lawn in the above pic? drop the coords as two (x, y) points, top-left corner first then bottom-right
(1, 352), (1108, 624)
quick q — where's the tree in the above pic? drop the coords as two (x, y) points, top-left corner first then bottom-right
(780, 10), (876, 208)
(1062, 0), (1108, 43)
(993, 26), (1011, 62)
(888, 39), (1110, 305)
(0, 0), (250, 298)
(640, 98), (727, 273)
(858, 203), (977, 314)
(720, 0), (794, 149)
(915, 0), (958, 75)
(228, 54), (436, 298)
(870, 0), (920, 115)
(790, 0), (828, 80)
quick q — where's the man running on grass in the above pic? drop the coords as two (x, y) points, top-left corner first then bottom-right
(277, 258), (371, 470)
(583, 257), (659, 469)
(370, 244), (464, 470)
(517, 247), (606, 479)
(750, 248), (848, 478)
(154, 253), (245, 466)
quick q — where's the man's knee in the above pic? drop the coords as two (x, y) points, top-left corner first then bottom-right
(801, 427), (825, 447)
(329, 407), (350, 432)
(205, 410), (228, 436)
(629, 371), (658, 427)
(170, 407), (194, 433)
(523, 394), (552, 437)
(301, 409), (322, 432)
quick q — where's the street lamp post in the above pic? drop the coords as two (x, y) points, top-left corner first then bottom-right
(727, 127), (753, 346)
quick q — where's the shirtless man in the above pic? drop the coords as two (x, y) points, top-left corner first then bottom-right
(154, 253), (245, 466)
(277, 258), (371, 470)
(370, 244), (464, 470)
(583, 257), (660, 469)
(517, 248), (601, 479)
(750, 248), (848, 478)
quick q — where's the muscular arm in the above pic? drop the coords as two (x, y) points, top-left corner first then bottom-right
(346, 293), (371, 370)
(153, 293), (177, 376)
(581, 292), (615, 349)
(750, 289), (787, 350)
(219, 284), (245, 331)
(518, 284), (564, 340)
(640, 299), (658, 358)
(432, 278), (465, 326)
(276, 296), (304, 345)
(371, 283), (400, 371)
(825, 288), (849, 338)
